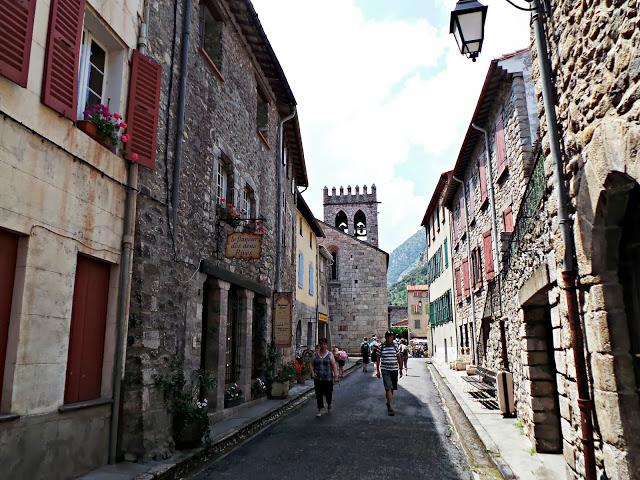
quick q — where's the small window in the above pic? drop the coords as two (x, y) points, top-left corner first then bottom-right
(331, 251), (338, 280)
(241, 184), (255, 218)
(298, 253), (304, 289)
(200, 1), (223, 75)
(216, 161), (229, 204)
(257, 87), (269, 143)
(309, 232), (312, 248)
(415, 319), (421, 329)
(78, 34), (107, 118)
(299, 217), (303, 236)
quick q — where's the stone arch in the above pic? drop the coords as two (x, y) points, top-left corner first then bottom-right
(335, 211), (348, 233)
(328, 246), (338, 280)
(354, 209), (367, 240)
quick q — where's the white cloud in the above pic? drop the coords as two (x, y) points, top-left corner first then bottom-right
(252, 0), (531, 252)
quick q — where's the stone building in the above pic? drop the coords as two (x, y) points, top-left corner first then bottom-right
(317, 246), (332, 343)
(388, 305), (406, 329)
(422, 171), (457, 363)
(318, 185), (388, 354)
(443, 49), (538, 370)
(407, 285), (431, 344)
(120, 0), (307, 461)
(490, 3), (640, 478)
(295, 193), (324, 348)
(0, 1), (156, 478)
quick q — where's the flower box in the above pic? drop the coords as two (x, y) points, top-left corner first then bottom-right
(224, 396), (244, 409)
(270, 381), (289, 399)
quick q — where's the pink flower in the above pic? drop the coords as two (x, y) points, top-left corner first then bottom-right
(119, 122), (128, 129)
(113, 113), (121, 120)
(131, 153), (139, 161)
(121, 134), (130, 142)
(227, 203), (233, 209)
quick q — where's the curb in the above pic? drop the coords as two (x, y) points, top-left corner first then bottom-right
(137, 360), (362, 480)
(427, 362), (514, 480)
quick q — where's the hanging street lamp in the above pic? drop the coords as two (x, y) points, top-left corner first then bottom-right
(449, 0), (488, 62)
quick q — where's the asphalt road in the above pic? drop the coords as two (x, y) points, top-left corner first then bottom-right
(190, 360), (471, 480)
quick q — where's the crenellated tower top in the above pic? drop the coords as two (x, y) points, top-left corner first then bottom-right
(322, 184), (380, 247)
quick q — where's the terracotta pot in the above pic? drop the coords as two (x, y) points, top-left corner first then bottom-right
(77, 120), (97, 139)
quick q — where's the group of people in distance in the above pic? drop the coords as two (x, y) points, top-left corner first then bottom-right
(309, 331), (409, 418)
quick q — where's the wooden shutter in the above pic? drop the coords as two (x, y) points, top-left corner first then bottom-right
(483, 231), (495, 280)
(64, 255), (110, 404)
(0, 230), (19, 407)
(443, 238), (449, 268)
(126, 49), (162, 169)
(462, 258), (470, 297)
(479, 154), (488, 206)
(495, 115), (507, 178)
(455, 268), (461, 303)
(41, 0), (85, 120)
(503, 206), (514, 233)
(0, 0), (37, 87)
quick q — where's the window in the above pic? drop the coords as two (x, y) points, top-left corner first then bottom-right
(299, 217), (303, 236)
(415, 319), (421, 329)
(455, 267), (462, 303)
(483, 231), (495, 281)
(309, 232), (312, 249)
(331, 251), (338, 280)
(65, 255), (110, 404)
(471, 247), (483, 290)
(462, 258), (470, 297)
(200, 0), (223, 76)
(503, 206), (514, 233)
(216, 161), (230, 204)
(411, 304), (422, 314)
(257, 87), (269, 142)
(444, 238), (449, 268)
(241, 185), (255, 218)
(309, 264), (314, 295)
(298, 253), (304, 289)
(320, 285), (326, 305)
(77, 34), (107, 118)
(479, 152), (488, 207)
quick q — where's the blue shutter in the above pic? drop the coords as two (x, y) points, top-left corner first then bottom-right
(309, 264), (314, 295)
(298, 253), (304, 289)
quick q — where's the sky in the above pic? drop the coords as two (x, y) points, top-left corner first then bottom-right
(251, 0), (532, 253)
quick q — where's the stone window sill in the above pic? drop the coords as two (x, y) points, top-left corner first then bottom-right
(59, 398), (112, 413)
(199, 48), (224, 83)
(0, 413), (20, 423)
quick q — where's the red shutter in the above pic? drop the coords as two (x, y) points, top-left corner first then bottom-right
(483, 231), (494, 281)
(503, 206), (514, 233)
(65, 255), (110, 404)
(41, 0), (85, 120)
(126, 50), (162, 169)
(496, 116), (507, 178)
(462, 258), (470, 297)
(0, 230), (19, 407)
(0, 0), (37, 87)
(455, 268), (462, 303)
(479, 154), (488, 206)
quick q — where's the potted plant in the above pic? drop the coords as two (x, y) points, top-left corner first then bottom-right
(251, 378), (267, 399)
(216, 201), (242, 228)
(156, 364), (215, 450)
(224, 383), (244, 408)
(271, 361), (296, 399)
(78, 103), (130, 152)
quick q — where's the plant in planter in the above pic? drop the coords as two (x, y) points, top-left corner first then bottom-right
(216, 201), (242, 228)
(242, 219), (267, 235)
(78, 103), (130, 153)
(224, 383), (244, 408)
(251, 378), (267, 399)
(156, 364), (215, 450)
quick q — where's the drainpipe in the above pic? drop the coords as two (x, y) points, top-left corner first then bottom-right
(108, 0), (150, 464)
(275, 107), (297, 293)
(532, 1), (596, 477)
(471, 122), (509, 372)
(452, 175), (478, 365)
(171, 0), (193, 227)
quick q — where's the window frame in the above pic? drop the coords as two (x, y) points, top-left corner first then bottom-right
(77, 31), (108, 120)
(199, 0), (224, 81)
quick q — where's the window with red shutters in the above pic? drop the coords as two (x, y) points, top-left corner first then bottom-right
(483, 230), (495, 281)
(455, 267), (462, 303)
(64, 255), (110, 404)
(495, 115), (508, 179)
(126, 50), (162, 169)
(503, 206), (514, 233)
(0, 0), (37, 87)
(0, 229), (19, 409)
(479, 152), (488, 207)
(462, 258), (470, 297)
(471, 248), (483, 290)
(41, 0), (86, 120)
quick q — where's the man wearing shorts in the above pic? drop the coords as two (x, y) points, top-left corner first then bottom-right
(376, 331), (403, 416)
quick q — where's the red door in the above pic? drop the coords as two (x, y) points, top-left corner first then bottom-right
(64, 255), (110, 404)
(0, 230), (19, 407)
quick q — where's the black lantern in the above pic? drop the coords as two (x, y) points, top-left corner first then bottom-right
(450, 0), (488, 62)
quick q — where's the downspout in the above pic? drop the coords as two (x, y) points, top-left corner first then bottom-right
(275, 106), (297, 293)
(532, 1), (595, 477)
(452, 175), (478, 365)
(471, 122), (509, 372)
(446, 210), (460, 362)
(171, 0), (193, 227)
(109, 0), (150, 463)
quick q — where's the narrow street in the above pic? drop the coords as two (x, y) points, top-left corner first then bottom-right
(189, 361), (470, 480)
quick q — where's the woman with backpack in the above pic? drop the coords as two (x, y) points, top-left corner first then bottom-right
(360, 337), (371, 373)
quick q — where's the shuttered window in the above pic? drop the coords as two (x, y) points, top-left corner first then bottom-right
(495, 115), (508, 179)
(479, 153), (488, 206)
(503, 206), (514, 233)
(0, 230), (19, 408)
(298, 253), (304, 289)
(462, 258), (470, 297)
(0, 0), (37, 87)
(126, 50), (162, 168)
(64, 255), (110, 404)
(471, 248), (483, 289)
(483, 231), (495, 280)
(443, 238), (449, 268)
(41, 0), (86, 120)
(454, 267), (462, 303)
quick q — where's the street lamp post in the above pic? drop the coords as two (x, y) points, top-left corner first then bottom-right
(449, 1), (597, 478)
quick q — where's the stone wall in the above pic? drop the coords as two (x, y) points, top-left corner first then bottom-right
(323, 185), (379, 247)
(318, 222), (388, 354)
(388, 306), (406, 326)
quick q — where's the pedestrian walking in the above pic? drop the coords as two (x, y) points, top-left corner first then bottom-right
(376, 331), (403, 416)
(337, 348), (348, 378)
(399, 339), (409, 374)
(310, 338), (339, 417)
(360, 337), (371, 373)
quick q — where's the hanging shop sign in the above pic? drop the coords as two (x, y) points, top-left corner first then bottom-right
(225, 232), (263, 259)
(318, 313), (329, 323)
(273, 292), (293, 346)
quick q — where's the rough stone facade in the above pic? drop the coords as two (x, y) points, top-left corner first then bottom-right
(388, 306), (406, 327)
(493, 3), (640, 479)
(323, 185), (380, 247)
(318, 221), (388, 355)
(121, 0), (305, 461)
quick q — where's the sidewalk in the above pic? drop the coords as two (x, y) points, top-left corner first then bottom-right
(81, 359), (360, 480)
(430, 358), (566, 480)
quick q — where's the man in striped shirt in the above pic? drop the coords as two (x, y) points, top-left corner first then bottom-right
(375, 331), (404, 416)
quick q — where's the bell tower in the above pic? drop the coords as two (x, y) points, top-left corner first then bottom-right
(323, 184), (380, 247)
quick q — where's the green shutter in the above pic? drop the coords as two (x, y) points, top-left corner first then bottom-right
(444, 238), (449, 268)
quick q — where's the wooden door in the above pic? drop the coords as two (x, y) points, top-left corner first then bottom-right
(0, 230), (19, 406)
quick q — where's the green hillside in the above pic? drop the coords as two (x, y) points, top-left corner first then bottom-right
(387, 230), (425, 286)
(387, 263), (429, 306)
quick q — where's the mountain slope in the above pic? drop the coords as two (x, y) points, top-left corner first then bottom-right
(387, 263), (429, 306)
(387, 230), (425, 286)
